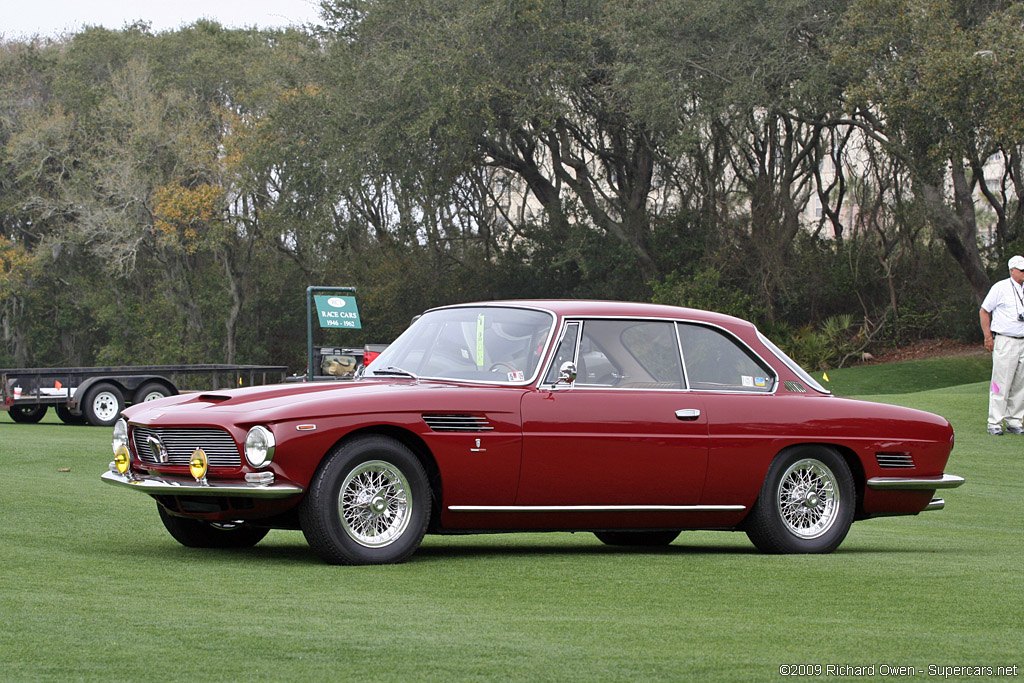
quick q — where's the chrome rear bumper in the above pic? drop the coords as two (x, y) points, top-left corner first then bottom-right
(866, 473), (965, 491)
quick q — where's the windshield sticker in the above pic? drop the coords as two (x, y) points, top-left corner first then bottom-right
(508, 371), (525, 382)
(741, 375), (754, 387)
(754, 377), (767, 387)
(476, 314), (486, 367)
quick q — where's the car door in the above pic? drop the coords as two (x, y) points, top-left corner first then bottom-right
(518, 319), (709, 506)
(674, 322), (780, 505)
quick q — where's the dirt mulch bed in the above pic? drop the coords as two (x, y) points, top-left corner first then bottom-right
(864, 339), (986, 365)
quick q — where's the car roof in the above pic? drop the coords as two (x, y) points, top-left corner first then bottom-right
(434, 299), (756, 332)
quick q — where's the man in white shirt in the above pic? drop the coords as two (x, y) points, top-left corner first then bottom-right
(979, 255), (1024, 434)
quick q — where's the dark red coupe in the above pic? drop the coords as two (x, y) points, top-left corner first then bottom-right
(101, 301), (963, 564)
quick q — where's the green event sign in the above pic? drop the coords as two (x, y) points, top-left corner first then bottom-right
(313, 295), (361, 329)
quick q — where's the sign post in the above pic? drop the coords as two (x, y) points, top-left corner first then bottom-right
(306, 286), (358, 381)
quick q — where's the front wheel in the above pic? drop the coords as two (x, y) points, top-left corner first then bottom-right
(82, 382), (124, 427)
(157, 505), (269, 548)
(9, 404), (47, 423)
(744, 446), (855, 554)
(300, 435), (431, 565)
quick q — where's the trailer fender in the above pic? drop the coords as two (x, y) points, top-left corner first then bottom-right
(69, 375), (178, 412)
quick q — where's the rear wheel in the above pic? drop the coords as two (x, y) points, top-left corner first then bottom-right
(594, 530), (680, 547)
(157, 504), (269, 548)
(82, 382), (124, 427)
(56, 404), (88, 425)
(744, 446), (854, 554)
(300, 435), (431, 565)
(9, 404), (47, 423)
(134, 381), (173, 404)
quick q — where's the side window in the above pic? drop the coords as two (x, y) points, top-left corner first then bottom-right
(577, 320), (684, 389)
(543, 322), (580, 384)
(678, 323), (775, 392)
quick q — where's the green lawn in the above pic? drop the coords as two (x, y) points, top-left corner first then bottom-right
(1, 367), (1021, 681)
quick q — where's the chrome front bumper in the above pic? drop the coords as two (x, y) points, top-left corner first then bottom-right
(101, 467), (304, 499)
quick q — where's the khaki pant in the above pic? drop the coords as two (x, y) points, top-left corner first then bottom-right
(989, 334), (1024, 429)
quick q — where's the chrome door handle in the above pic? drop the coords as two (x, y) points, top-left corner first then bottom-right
(675, 409), (701, 420)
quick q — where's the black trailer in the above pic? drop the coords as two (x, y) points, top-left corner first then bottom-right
(1, 364), (287, 427)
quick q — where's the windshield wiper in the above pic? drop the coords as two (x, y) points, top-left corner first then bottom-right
(371, 365), (419, 380)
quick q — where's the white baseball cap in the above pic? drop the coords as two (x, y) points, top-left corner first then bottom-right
(1010, 255), (1024, 271)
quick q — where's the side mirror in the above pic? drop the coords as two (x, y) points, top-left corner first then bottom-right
(557, 361), (577, 385)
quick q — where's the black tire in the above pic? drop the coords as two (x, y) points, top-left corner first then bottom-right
(82, 382), (125, 427)
(157, 504), (269, 548)
(594, 530), (681, 547)
(9, 404), (47, 423)
(55, 404), (89, 425)
(744, 446), (855, 554)
(300, 435), (431, 565)
(133, 381), (174, 405)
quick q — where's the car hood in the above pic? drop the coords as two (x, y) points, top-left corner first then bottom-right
(122, 379), (503, 427)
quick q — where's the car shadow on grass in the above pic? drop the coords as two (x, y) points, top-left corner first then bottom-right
(128, 535), (938, 566)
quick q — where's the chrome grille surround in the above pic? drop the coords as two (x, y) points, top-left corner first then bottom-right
(875, 452), (915, 469)
(422, 414), (494, 432)
(132, 426), (241, 468)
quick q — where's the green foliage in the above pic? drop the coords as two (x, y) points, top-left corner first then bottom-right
(773, 314), (866, 371)
(651, 266), (764, 321)
(2, 3), (1020, 370)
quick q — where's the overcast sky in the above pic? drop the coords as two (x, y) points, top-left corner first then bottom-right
(2, 0), (325, 39)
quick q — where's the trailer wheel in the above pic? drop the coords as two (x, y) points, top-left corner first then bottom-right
(9, 405), (48, 424)
(134, 382), (174, 404)
(56, 404), (88, 425)
(83, 383), (125, 427)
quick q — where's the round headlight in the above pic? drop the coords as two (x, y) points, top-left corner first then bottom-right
(112, 419), (129, 455)
(244, 426), (276, 468)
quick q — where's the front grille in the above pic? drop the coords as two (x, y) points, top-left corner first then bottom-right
(876, 452), (915, 469)
(422, 414), (494, 432)
(133, 426), (241, 467)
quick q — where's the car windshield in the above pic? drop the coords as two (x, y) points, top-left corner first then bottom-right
(364, 306), (555, 384)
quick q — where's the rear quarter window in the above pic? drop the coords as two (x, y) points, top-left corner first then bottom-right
(678, 323), (775, 392)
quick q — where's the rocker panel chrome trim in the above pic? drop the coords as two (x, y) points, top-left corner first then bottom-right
(448, 504), (746, 513)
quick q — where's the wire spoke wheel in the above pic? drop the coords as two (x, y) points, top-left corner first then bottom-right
(776, 458), (840, 539)
(339, 460), (412, 548)
(745, 446), (854, 554)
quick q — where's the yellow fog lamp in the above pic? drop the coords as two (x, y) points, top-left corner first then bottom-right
(113, 444), (131, 475)
(189, 448), (209, 483)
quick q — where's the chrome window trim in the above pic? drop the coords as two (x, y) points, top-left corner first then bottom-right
(365, 303), (558, 387)
(537, 315), (779, 395)
(757, 329), (830, 395)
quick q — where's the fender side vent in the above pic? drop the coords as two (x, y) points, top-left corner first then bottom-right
(784, 381), (806, 393)
(423, 414), (494, 432)
(876, 452), (915, 468)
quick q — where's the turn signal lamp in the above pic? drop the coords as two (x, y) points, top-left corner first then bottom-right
(114, 445), (131, 475)
(189, 448), (209, 482)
